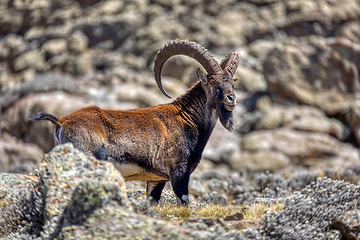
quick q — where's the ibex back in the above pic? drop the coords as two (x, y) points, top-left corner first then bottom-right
(31, 39), (240, 205)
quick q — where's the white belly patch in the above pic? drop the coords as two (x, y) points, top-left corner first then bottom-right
(110, 161), (169, 181)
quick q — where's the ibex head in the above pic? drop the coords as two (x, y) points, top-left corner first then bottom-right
(154, 39), (240, 131)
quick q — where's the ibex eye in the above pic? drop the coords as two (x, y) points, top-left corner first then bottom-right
(209, 80), (217, 86)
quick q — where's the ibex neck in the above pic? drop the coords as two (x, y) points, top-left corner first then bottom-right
(173, 81), (216, 131)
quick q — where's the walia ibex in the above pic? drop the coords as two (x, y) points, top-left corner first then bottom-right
(31, 39), (240, 205)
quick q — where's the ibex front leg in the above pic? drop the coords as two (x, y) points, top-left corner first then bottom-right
(170, 162), (190, 206)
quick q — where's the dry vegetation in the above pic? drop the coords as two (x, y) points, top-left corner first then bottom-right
(153, 202), (284, 222)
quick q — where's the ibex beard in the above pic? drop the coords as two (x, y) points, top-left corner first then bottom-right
(31, 39), (240, 206)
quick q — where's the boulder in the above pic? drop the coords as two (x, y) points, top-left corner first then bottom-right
(0, 172), (43, 238)
(229, 150), (289, 172)
(261, 178), (360, 239)
(38, 143), (132, 238)
(241, 128), (360, 171)
(41, 39), (68, 58)
(346, 101), (360, 145)
(255, 104), (350, 141)
(332, 210), (360, 240)
(0, 133), (43, 173)
(0, 143), (197, 239)
(262, 37), (360, 115)
(2, 92), (88, 152)
(13, 49), (48, 73)
(67, 30), (89, 54)
(203, 122), (240, 164)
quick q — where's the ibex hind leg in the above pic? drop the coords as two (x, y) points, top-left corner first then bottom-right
(146, 181), (166, 206)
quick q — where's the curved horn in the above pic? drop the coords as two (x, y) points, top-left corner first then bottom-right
(220, 52), (240, 77)
(154, 39), (222, 98)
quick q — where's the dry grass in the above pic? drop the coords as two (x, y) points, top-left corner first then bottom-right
(156, 205), (192, 221)
(242, 202), (283, 220)
(153, 202), (283, 221)
(197, 203), (242, 218)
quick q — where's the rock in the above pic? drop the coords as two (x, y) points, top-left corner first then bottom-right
(114, 81), (179, 108)
(200, 191), (230, 205)
(2, 92), (88, 152)
(262, 37), (360, 115)
(22, 0), (52, 29)
(248, 39), (278, 62)
(13, 49), (47, 72)
(41, 38), (68, 58)
(332, 210), (360, 240)
(336, 21), (360, 43)
(226, 220), (260, 230)
(0, 143), (205, 239)
(212, 10), (247, 48)
(203, 122), (240, 164)
(38, 143), (132, 238)
(59, 205), (192, 240)
(0, 34), (26, 61)
(0, 72), (77, 112)
(0, 172), (40, 207)
(346, 101), (360, 145)
(0, 133), (43, 173)
(0, 8), (23, 34)
(255, 104), (350, 141)
(224, 212), (244, 221)
(246, 0), (360, 42)
(235, 66), (267, 93)
(67, 30), (89, 54)
(261, 178), (360, 239)
(0, 172), (43, 238)
(286, 170), (317, 191)
(63, 52), (94, 75)
(229, 150), (289, 172)
(241, 128), (360, 171)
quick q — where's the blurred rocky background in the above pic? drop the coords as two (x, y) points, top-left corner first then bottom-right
(1, 0), (360, 176)
(1, 0), (360, 238)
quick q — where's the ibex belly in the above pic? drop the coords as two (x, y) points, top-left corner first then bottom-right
(109, 158), (169, 181)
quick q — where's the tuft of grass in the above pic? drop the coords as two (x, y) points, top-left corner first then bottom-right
(156, 205), (192, 221)
(197, 203), (242, 219)
(242, 202), (283, 220)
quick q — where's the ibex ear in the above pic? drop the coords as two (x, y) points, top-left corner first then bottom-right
(197, 68), (207, 84)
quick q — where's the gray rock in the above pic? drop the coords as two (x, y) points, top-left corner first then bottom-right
(41, 39), (68, 58)
(235, 66), (267, 93)
(13, 50), (47, 72)
(0, 34), (26, 61)
(261, 178), (360, 239)
(2, 92), (88, 152)
(229, 150), (289, 172)
(0, 173), (43, 239)
(263, 37), (360, 115)
(38, 143), (132, 239)
(346, 101), (360, 145)
(67, 31), (89, 54)
(242, 128), (360, 171)
(0, 133), (43, 173)
(336, 21), (360, 43)
(332, 210), (360, 240)
(255, 104), (350, 141)
(203, 122), (240, 164)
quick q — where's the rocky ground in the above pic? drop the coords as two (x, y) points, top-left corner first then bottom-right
(1, 0), (360, 239)
(1, 144), (360, 239)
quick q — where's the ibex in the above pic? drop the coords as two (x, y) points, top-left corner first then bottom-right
(31, 39), (240, 205)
